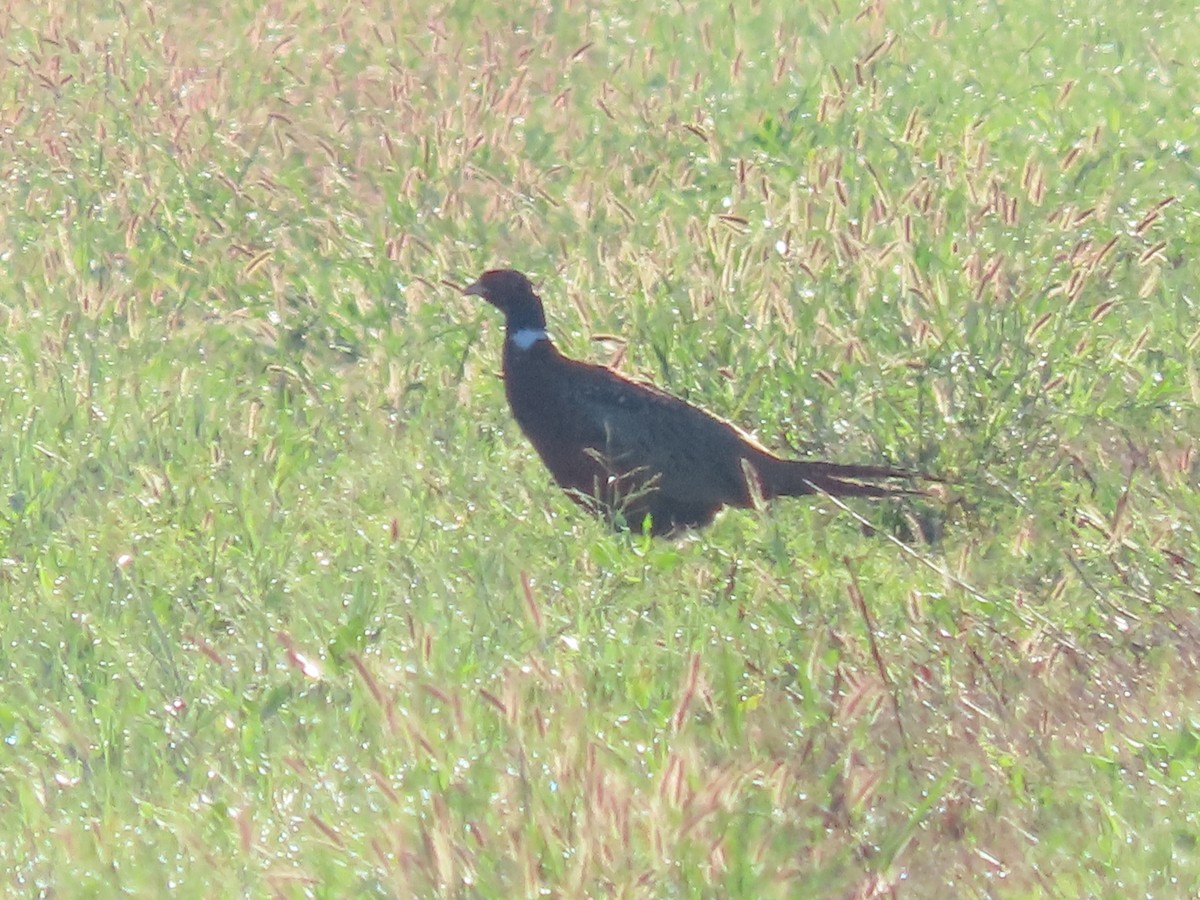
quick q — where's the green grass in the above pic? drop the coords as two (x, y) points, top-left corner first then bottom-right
(2, 0), (1199, 894)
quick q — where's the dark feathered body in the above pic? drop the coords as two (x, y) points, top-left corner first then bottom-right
(466, 269), (933, 535)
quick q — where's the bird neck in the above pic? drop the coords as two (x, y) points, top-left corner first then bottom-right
(502, 323), (559, 382)
(503, 294), (549, 350)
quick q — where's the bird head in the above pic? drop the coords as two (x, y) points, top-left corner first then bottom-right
(464, 269), (547, 331)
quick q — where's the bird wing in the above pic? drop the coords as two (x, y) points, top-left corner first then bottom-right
(563, 361), (761, 509)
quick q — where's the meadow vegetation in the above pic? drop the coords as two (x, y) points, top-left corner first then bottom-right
(2, 0), (1199, 894)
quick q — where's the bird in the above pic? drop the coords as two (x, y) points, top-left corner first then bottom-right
(465, 268), (936, 536)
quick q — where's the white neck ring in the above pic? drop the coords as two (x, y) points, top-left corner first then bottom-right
(510, 328), (550, 350)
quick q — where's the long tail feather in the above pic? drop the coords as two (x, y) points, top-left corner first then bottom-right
(756, 457), (938, 499)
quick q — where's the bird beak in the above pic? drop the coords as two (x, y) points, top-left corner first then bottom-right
(462, 279), (484, 298)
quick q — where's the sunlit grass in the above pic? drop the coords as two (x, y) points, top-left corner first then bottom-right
(2, 0), (1199, 895)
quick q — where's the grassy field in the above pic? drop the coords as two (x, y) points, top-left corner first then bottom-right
(2, 0), (1199, 895)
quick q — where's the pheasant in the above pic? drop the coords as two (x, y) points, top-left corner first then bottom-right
(465, 268), (935, 536)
